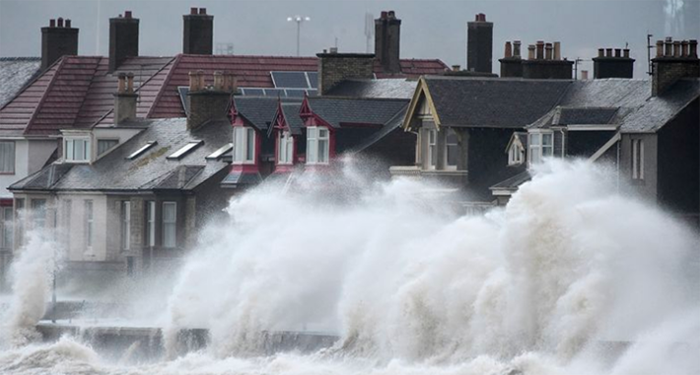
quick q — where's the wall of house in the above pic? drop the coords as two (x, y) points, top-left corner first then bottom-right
(0, 139), (56, 200)
(620, 133), (658, 202)
(656, 98), (699, 220)
(467, 128), (517, 200)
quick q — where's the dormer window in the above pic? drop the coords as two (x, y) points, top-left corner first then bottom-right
(233, 127), (256, 164)
(278, 131), (294, 165)
(306, 127), (329, 164)
(528, 132), (553, 165)
(64, 137), (91, 162)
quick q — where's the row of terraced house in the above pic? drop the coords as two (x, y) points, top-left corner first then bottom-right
(0, 8), (698, 285)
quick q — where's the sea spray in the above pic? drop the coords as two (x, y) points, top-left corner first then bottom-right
(0, 231), (61, 348)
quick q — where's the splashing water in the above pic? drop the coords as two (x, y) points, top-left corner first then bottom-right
(0, 159), (698, 375)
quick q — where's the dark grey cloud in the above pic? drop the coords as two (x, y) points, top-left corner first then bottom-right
(1, 0), (698, 78)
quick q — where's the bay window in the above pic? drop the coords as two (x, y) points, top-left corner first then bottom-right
(278, 131), (294, 164)
(307, 127), (330, 164)
(528, 132), (553, 165)
(233, 127), (256, 163)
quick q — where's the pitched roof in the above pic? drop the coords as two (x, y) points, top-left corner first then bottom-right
(619, 79), (700, 133)
(0, 57), (41, 108)
(0, 56), (172, 136)
(233, 96), (293, 131)
(556, 107), (618, 125)
(10, 118), (230, 192)
(325, 78), (417, 99)
(307, 97), (409, 128)
(422, 76), (572, 128)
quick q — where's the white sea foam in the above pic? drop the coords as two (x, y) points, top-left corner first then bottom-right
(0, 159), (698, 375)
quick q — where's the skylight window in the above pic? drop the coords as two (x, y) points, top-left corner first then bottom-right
(167, 141), (203, 160)
(127, 141), (157, 160)
(206, 143), (233, 160)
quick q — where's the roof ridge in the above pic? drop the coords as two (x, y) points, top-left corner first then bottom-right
(72, 57), (107, 128)
(22, 57), (68, 135)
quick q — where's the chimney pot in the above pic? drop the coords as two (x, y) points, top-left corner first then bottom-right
(581, 70), (589, 80)
(126, 72), (134, 93)
(65, 19), (71, 28)
(536, 41), (545, 59)
(49, 19), (56, 28)
(656, 40), (664, 58)
(689, 40), (698, 58)
(190, 7), (197, 15)
(117, 72), (127, 93)
(125, 10), (132, 19)
(57, 17), (64, 27)
(553, 41), (561, 60)
(681, 41), (689, 57)
(452, 64), (461, 71)
(504, 41), (512, 58)
(665, 38), (673, 56)
(513, 41), (521, 58)
(474, 14), (479, 21)
(388, 10), (395, 18)
(528, 44), (536, 60)
(606, 48), (613, 57)
(545, 43), (553, 60)
(673, 41), (681, 57)
(598, 48), (605, 58)
(623, 48), (630, 58)
(213, 71), (225, 91)
(189, 71), (201, 92)
(381, 11), (388, 19)
(199, 8), (206, 15)
(615, 48), (621, 57)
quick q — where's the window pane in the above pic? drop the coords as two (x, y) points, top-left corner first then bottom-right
(246, 128), (255, 162)
(98, 140), (118, 156)
(319, 128), (328, 139)
(0, 142), (15, 173)
(147, 201), (156, 247)
(318, 139), (329, 163)
(84, 200), (93, 247)
(542, 134), (553, 146)
(530, 134), (540, 146)
(163, 202), (176, 248)
(286, 136), (294, 163)
(66, 140), (74, 160)
(121, 201), (131, 250)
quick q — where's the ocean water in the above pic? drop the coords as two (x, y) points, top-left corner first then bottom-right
(1, 159), (698, 375)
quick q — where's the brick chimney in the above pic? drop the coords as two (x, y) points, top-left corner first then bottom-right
(187, 71), (235, 130)
(109, 11), (139, 73)
(114, 72), (138, 125)
(317, 50), (375, 95)
(374, 10), (401, 74)
(183, 7), (213, 55)
(499, 40), (523, 77)
(467, 13), (493, 73)
(41, 17), (78, 70)
(592, 46), (635, 79)
(652, 37), (699, 96)
(521, 40), (573, 79)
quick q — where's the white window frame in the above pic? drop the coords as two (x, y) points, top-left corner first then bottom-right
(306, 127), (330, 165)
(0, 141), (15, 174)
(445, 129), (459, 170)
(146, 200), (156, 247)
(632, 138), (644, 180)
(64, 137), (91, 162)
(121, 201), (131, 251)
(233, 127), (256, 164)
(84, 200), (94, 249)
(508, 143), (524, 166)
(162, 201), (177, 249)
(528, 131), (553, 166)
(278, 131), (294, 165)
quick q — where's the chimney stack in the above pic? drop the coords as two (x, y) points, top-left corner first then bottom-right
(317, 51), (375, 95)
(467, 13), (493, 73)
(522, 40), (573, 79)
(652, 37), (700, 96)
(374, 10), (402, 74)
(183, 7), (214, 55)
(593, 45), (635, 79)
(187, 71), (234, 130)
(109, 11), (139, 73)
(114, 72), (138, 125)
(41, 17), (79, 70)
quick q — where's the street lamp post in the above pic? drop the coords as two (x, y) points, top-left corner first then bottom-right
(287, 15), (310, 57)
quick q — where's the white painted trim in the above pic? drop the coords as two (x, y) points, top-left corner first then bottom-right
(567, 124), (619, 131)
(588, 132), (621, 162)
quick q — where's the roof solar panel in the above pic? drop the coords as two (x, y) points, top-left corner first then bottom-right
(286, 89), (306, 98)
(307, 72), (318, 89)
(271, 72), (309, 88)
(264, 88), (285, 97)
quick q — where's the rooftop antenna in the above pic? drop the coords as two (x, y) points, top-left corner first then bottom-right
(364, 12), (374, 53)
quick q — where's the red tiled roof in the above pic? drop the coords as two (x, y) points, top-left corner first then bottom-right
(1, 53), (448, 134)
(148, 54), (449, 118)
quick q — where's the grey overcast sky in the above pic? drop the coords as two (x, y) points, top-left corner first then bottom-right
(0, 0), (698, 78)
